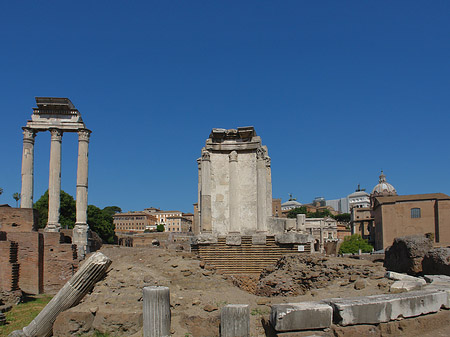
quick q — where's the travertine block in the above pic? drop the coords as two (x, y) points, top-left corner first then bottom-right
(329, 290), (447, 326)
(270, 302), (333, 332)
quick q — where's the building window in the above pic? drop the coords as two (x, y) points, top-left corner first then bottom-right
(411, 208), (421, 218)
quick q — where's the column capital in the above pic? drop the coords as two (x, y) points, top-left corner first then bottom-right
(49, 128), (63, 141)
(201, 150), (210, 161)
(229, 150), (238, 162)
(197, 158), (202, 167)
(265, 156), (271, 167)
(256, 147), (266, 160)
(78, 129), (92, 142)
(22, 127), (36, 143)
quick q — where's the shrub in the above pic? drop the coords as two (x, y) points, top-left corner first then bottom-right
(339, 234), (373, 254)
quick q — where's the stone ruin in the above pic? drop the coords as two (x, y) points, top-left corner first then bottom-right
(192, 126), (314, 274)
(0, 98), (97, 295)
(21, 97), (92, 257)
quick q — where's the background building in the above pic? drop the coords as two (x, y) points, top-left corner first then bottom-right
(372, 193), (450, 250)
(113, 212), (157, 234)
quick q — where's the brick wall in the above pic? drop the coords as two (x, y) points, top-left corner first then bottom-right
(0, 208), (38, 232)
(7, 232), (43, 294)
(42, 232), (78, 294)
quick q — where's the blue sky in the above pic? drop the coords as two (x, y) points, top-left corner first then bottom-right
(1, 1), (449, 213)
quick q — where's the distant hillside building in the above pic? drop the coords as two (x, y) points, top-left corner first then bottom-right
(113, 212), (157, 234)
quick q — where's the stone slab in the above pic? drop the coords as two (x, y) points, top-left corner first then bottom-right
(252, 234), (267, 245)
(226, 235), (242, 246)
(329, 290), (447, 326)
(270, 302), (333, 332)
(275, 233), (313, 244)
(424, 275), (450, 284)
(192, 234), (218, 245)
(390, 280), (424, 292)
(385, 271), (426, 285)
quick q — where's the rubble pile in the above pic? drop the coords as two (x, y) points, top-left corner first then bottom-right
(255, 254), (387, 297)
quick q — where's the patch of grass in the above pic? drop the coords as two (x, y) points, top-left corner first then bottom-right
(251, 307), (269, 316)
(0, 294), (53, 336)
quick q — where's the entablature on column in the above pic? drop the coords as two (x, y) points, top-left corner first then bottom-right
(25, 97), (88, 132)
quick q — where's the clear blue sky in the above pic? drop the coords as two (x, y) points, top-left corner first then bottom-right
(1, 1), (449, 213)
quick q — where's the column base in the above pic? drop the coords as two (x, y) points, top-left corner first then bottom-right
(73, 224), (90, 259)
(45, 223), (61, 232)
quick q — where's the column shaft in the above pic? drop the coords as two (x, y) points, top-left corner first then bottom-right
(75, 129), (90, 225)
(46, 129), (62, 232)
(229, 151), (239, 232)
(20, 128), (36, 208)
(256, 149), (267, 232)
(200, 151), (212, 232)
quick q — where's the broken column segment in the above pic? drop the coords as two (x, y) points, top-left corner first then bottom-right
(220, 304), (250, 337)
(9, 252), (111, 337)
(143, 286), (171, 337)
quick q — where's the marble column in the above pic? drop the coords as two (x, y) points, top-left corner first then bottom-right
(20, 127), (36, 208)
(46, 128), (63, 232)
(256, 148), (267, 232)
(265, 156), (273, 217)
(196, 158), (202, 234)
(74, 129), (91, 258)
(200, 150), (212, 232)
(229, 151), (239, 232)
(75, 129), (91, 225)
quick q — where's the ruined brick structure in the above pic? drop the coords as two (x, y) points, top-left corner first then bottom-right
(0, 207), (79, 294)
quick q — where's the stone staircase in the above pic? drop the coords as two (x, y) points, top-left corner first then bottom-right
(192, 236), (310, 275)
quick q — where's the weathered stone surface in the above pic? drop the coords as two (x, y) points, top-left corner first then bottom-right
(390, 280), (424, 292)
(270, 302), (333, 331)
(192, 234), (218, 244)
(251, 234), (266, 245)
(424, 274), (450, 284)
(329, 290), (447, 326)
(226, 235), (242, 246)
(220, 304), (250, 337)
(422, 248), (450, 276)
(384, 235), (433, 275)
(385, 271), (426, 284)
(275, 233), (312, 244)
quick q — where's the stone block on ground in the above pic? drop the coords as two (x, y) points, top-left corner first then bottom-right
(384, 235), (433, 275)
(424, 275), (450, 285)
(270, 302), (333, 332)
(385, 271), (426, 285)
(329, 290), (447, 326)
(422, 248), (450, 276)
(390, 280), (424, 292)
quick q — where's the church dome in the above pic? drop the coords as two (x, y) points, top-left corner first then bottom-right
(371, 171), (397, 197)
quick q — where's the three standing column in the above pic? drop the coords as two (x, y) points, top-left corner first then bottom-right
(20, 127), (36, 208)
(46, 128), (63, 232)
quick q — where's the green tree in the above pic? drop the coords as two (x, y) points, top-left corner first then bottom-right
(156, 224), (165, 232)
(287, 206), (308, 218)
(287, 207), (334, 219)
(333, 213), (351, 223)
(339, 234), (373, 254)
(87, 205), (116, 244)
(13, 192), (21, 207)
(33, 190), (76, 229)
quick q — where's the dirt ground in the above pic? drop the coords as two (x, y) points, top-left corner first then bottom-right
(53, 245), (450, 337)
